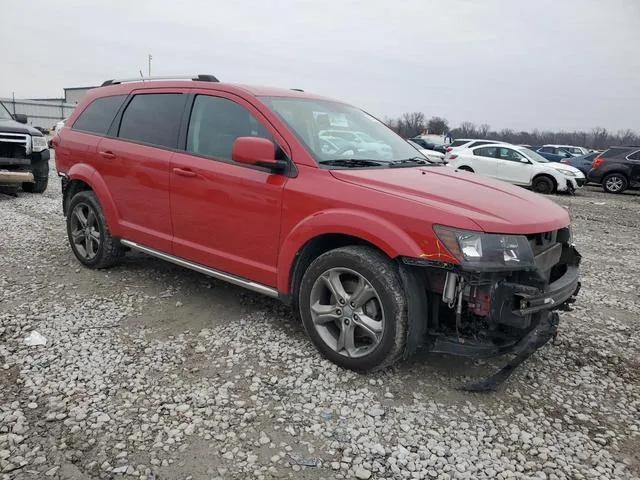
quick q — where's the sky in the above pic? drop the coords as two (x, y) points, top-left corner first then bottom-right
(2, 0), (639, 132)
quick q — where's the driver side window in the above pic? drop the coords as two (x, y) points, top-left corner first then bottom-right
(186, 95), (273, 162)
(498, 147), (525, 162)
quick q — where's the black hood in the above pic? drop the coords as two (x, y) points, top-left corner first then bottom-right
(0, 119), (43, 136)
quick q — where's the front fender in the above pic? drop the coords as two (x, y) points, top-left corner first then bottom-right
(276, 209), (423, 293)
(67, 163), (121, 236)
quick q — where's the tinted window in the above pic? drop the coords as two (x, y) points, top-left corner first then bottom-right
(72, 95), (126, 135)
(540, 146), (553, 153)
(450, 140), (467, 147)
(601, 147), (629, 158)
(186, 95), (272, 161)
(118, 94), (186, 148)
(474, 146), (498, 158)
(498, 147), (525, 162)
(628, 150), (640, 160)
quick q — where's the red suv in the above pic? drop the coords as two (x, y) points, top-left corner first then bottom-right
(54, 75), (580, 384)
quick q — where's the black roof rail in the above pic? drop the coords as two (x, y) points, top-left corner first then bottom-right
(290, 88), (304, 92)
(101, 74), (219, 87)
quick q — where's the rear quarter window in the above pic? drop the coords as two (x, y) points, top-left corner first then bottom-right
(449, 140), (467, 147)
(628, 150), (640, 160)
(72, 95), (127, 135)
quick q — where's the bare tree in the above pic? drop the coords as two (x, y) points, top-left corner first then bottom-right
(426, 117), (449, 135)
(478, 124), (491, 138)
(458, 121), (477, 138)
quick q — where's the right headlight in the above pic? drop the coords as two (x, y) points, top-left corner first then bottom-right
(434, 225), (535, 271)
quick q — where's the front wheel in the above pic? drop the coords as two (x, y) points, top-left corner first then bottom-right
(532, 175), (555, 194)
(22, 159), (49, 193)
(298, 246), (408, 372)
(602, 173), (628, 194)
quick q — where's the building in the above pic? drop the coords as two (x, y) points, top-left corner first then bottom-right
(64, 86), (98, 105)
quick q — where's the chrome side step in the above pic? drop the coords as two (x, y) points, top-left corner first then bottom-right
(120, 239), (279, 298)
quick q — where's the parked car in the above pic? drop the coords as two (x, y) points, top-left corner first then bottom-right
(409, 137), (448, 154)
(538, 145), (586, 157)
(447, 144), (585, 194)
(0, 101), (50, 193)
(49, 119), (67, 148)
(559, 152), (598, 177)
(444, 139), (509, 162)
(588, 146), (640, 193)
(534, 150), (570, 162)
(54, 75), (580, 380)
(319, 129), (392, 159)
(407, 140), (445, 163)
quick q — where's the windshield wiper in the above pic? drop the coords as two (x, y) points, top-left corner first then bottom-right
(388, 157), (434, 167)
(319, 159), (387, 168)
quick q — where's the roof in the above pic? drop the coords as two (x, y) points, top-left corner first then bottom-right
(84, 80), (338, 103)
(64, 86), (99, 92)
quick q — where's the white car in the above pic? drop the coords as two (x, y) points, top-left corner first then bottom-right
(407, 140), (445, 163)
(319, 129), (392, 159)
(447, 144), (585, 194)
(539, 144), (589, 157)
(444, 138), (510, 162)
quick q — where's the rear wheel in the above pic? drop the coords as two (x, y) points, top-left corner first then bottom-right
(298, 246), (408, 372)
(532, 175), (555, 194)
(602, 173), (628, 194)
(22, 159), (49, 193)
(66, 191), (125, 268)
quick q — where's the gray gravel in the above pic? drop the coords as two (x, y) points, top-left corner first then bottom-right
(1, 156), (639, 479)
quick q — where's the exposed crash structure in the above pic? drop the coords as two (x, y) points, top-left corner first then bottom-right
(402, 226), (581, 390)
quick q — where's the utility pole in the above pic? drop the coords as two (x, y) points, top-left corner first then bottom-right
(148, 54), (152, 77)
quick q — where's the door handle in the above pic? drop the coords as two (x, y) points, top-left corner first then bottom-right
(173, 167), (197, 178)
(99, 150), (116, 160)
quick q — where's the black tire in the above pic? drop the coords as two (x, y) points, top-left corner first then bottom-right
(298, 246), (408, 372)
(22, 159), (49, 193)
(66, 190), (125, 269)
(457, 166), (474, 172)
(532, 175), (555, 194)
(602, 173), (628, 194)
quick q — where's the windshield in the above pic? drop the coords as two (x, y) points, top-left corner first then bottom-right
(260, 97), (424, 166)
(521, 148), (550, 163)
(0, 102), (12, 120)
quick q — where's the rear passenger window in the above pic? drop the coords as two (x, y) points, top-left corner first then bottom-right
(72, 95), (126, 135)
(118, 94), (186, 149)
(474, 146), (497, 158)
(186, 95), (272, 162)
(449, 140), (467, 147)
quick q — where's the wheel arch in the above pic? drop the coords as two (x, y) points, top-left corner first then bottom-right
(64, 164), (121, 236)
(277, 209), (423, 297)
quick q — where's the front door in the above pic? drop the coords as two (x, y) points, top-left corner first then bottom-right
(98, 91), (187, 252)
(170, 93), (289, 287)
(496, 147), (532, 185)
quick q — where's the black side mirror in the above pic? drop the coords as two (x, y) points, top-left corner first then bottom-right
(13, 113), (28, 124)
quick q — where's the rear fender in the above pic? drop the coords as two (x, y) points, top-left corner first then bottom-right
(67, 164), (121, 236)
(277, 209), (424, 293)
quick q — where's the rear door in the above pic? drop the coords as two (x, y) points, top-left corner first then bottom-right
(496, 147), (532, 185)
(469, 146), (498, 177)
(98, 90), (188, 252)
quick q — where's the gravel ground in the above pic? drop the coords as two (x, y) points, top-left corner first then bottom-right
(1, 156), (639, 480)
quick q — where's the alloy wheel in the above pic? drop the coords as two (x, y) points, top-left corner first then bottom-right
(69, 203), (101, 260)
(309, 267), (384, 358)
(605, 176), (624, 192)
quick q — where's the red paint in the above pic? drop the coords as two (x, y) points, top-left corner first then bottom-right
(56, 80), (571, 296)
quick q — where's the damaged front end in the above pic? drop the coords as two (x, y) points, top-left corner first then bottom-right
(400, 226), (581, 391)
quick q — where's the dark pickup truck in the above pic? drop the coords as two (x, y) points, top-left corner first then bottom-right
(0, 102), (50, 193)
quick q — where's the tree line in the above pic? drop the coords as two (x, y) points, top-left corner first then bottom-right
(384, 112), (639, 150)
